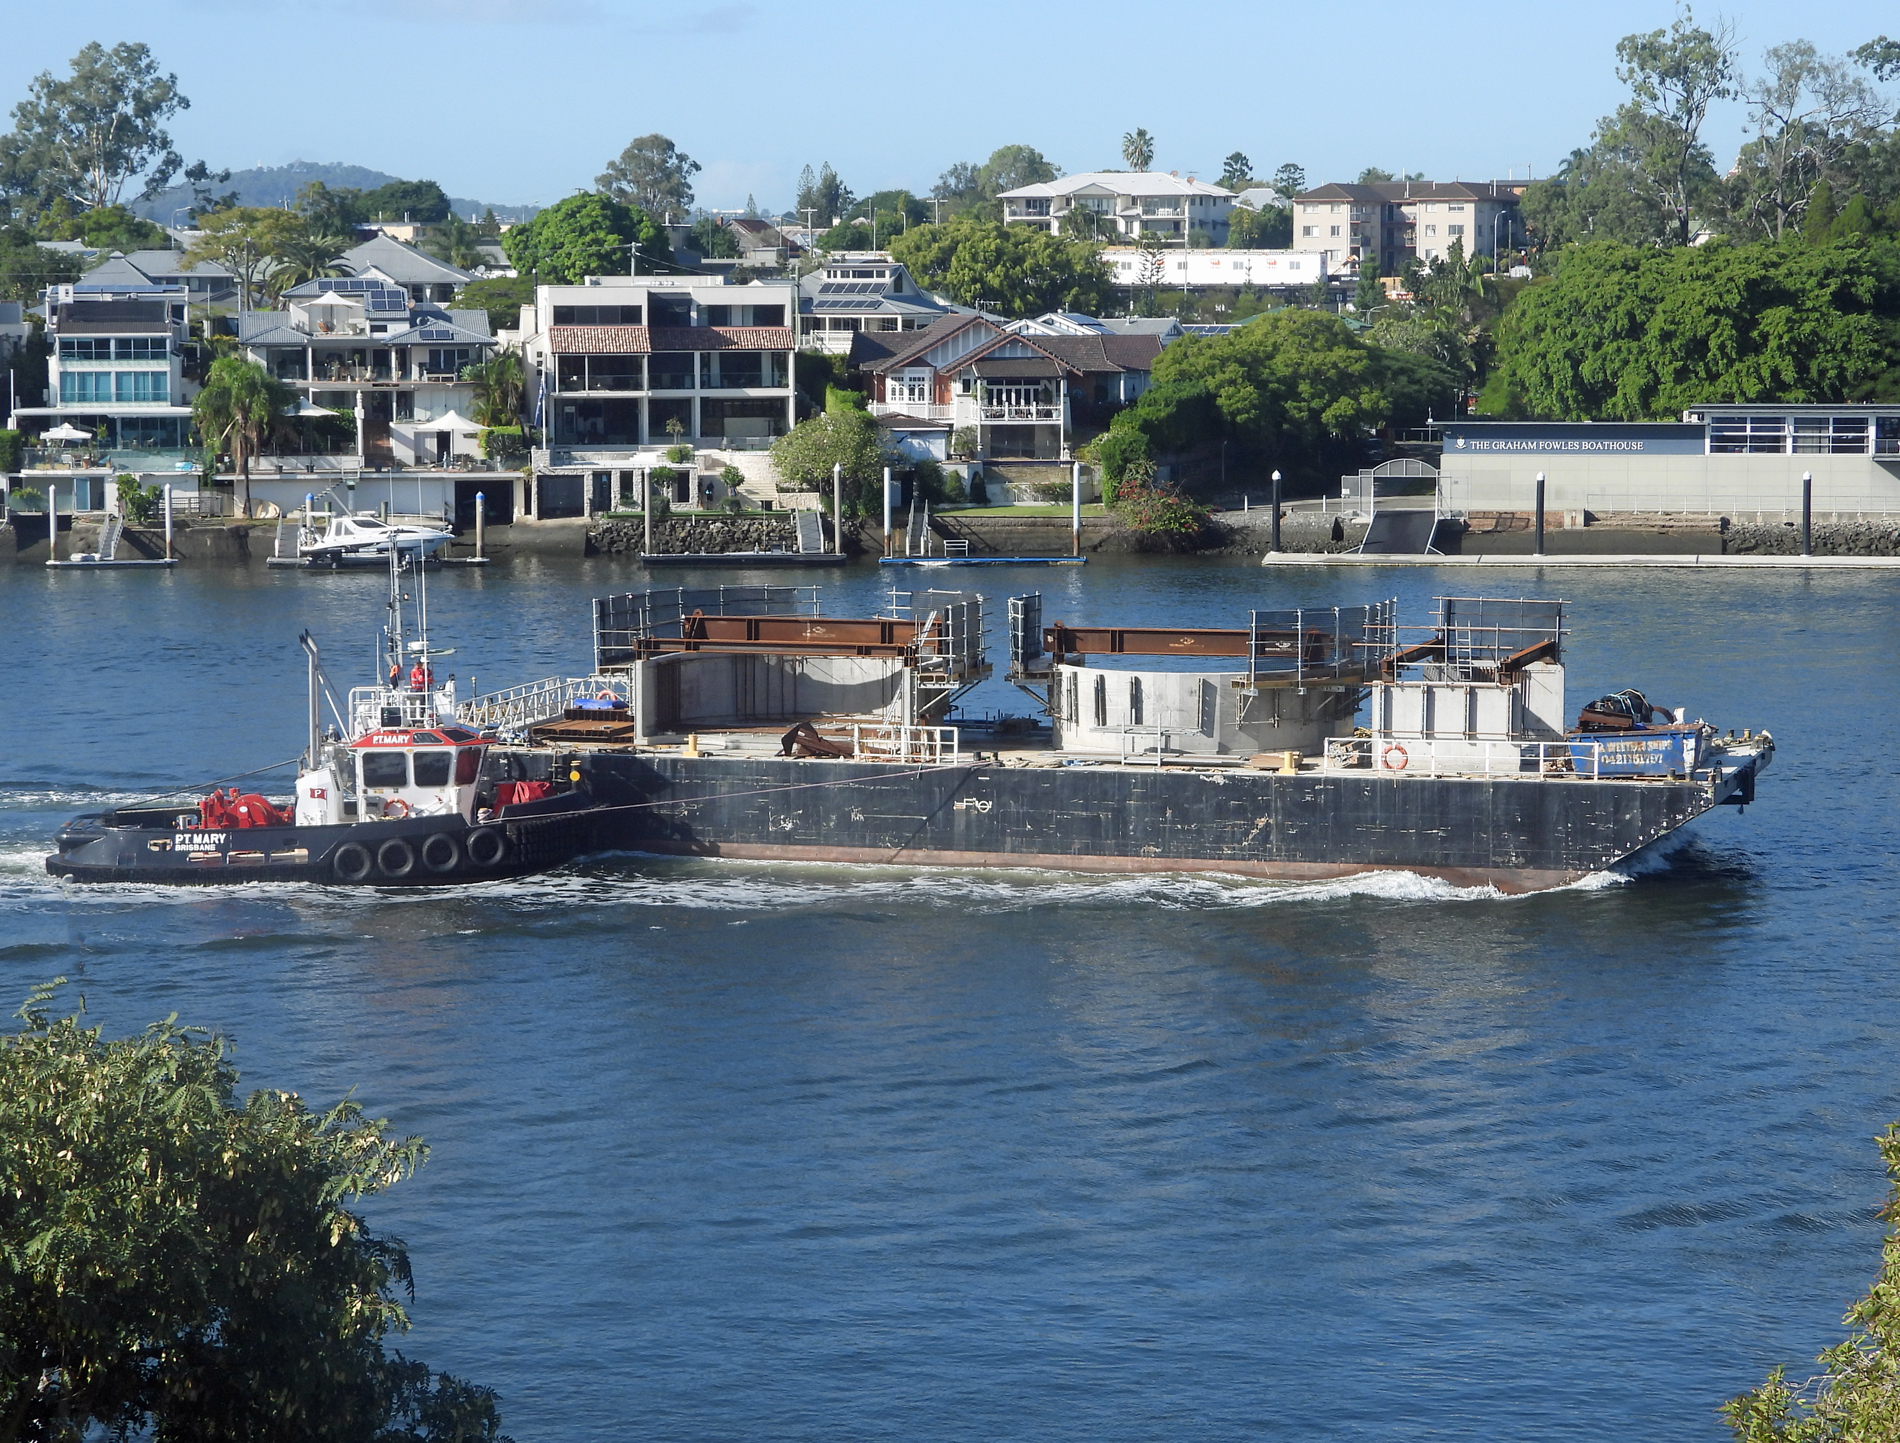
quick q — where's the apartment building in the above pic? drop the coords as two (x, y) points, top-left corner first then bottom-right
(1292, 181), (1524, 273)
(997, 173), (1236, 245)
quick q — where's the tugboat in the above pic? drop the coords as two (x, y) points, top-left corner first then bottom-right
(46, 554), (600, 886)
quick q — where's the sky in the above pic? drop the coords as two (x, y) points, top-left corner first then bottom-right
(0, 0), (1894, 215)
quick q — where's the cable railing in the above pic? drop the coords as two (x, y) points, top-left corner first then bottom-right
(1325, 735), (1601, 779)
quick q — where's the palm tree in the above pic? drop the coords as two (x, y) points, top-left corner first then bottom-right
(462, 350), (525, 427)
(192, 358), (296, 514)
(423, 213), (488, 271)
(1121, 128), (1155, 172)
(269, 229), (350, 300)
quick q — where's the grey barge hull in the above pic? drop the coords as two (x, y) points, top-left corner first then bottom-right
(579, 752), (1763, 892)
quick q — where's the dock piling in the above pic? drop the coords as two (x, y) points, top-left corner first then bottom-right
(163, 483), (173, 561)
(475, 491), (486, 560)
(1801, 471), (1812, 556)
(1534, 472), (1546, 557)
(1072, 460), (1081, 557)
(1270, 471), (1282, 553)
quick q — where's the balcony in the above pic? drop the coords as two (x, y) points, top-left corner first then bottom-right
(869, 401), (954, 422)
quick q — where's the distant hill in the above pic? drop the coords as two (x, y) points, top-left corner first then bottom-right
(131, 160), (540, 224)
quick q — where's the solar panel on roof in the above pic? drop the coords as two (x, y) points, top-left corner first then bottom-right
(417, 328), (455, 340)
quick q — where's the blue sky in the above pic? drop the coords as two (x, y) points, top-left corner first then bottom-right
(0, 0), (1893, 213)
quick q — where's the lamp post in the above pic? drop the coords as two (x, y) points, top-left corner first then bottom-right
(1269, 470), (1282, 553)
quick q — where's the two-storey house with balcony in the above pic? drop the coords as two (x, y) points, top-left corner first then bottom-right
(997, 173), (1235, 245)
(502, 274), (798, 518)
(239, 278), (498, 469)
(798, 253), (951, 354)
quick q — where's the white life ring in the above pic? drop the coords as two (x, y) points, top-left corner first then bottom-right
(383, 797), (412, 819)
(1381, 743), (1409, 772)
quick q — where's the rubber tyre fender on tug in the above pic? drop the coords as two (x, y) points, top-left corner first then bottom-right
(377, 838), (417, 879)
(420, 832), (461, 874)
(465, 826), (507, 869)
(331, 841), (373, 883)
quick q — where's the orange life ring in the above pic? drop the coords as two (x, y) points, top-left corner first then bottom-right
(597, 691), (617, 702)
(383, 798), (412, 819)
(1381, 742), (1409, 771)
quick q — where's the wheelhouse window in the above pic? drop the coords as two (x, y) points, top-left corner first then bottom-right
(454, 749), (483, 785)
(361, 752), (407, 788)
(411, 751), (453, 787)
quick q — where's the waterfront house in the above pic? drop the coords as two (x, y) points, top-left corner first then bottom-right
(1292, 181), (1525, 274)
(501, 273), (798, 518)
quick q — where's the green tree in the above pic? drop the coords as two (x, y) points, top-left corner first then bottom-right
(596, 133), (699, 221)
(499, 192), (670, 284)
(769, 392), (888, 517)
(888, 217), (1112, 318)
(1354, 254), (1384, 315)
(34, 201), (164, 250)
(268, 221), (351, 298)
(1271, 163), (1307, 200)
(193, 357), (297, 506)
(1121, 128), (1156, 171)
(183, 207), (306, 303)
(0, 982), (509, 1443)
(1492, 239), (1885, 419)
(1219, 152), (1253, 189)
(1725, 41), (1887, 241)
(458, 275), (535, 332)
(793, 163), (853, 225)
(295, 179), (367, 232)
(1724, 1123), (1900, 1441)
(1228, 203), (1291, 248)
(1607, 10), (1738, 246)
(0, 42), (195, 210)
(423, 211), (488, 270)
(461, 350), (525, 427)
(688, 216), (740, 259)
(358, 178), (450, 224)
(1855, 35), (1900, 82)
(978, 145), (1059, 195)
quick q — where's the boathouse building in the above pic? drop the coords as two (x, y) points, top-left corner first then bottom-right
(1438, 406), (1900, 518)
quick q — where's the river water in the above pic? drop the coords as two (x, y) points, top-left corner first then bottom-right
(2, 555), (1895, 1440)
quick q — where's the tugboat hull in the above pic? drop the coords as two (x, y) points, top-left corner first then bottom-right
(46, 796), (598, 887)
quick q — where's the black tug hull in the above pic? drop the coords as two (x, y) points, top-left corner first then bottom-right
(578, 752), (1767, 893)
(46, 795), (598, 887)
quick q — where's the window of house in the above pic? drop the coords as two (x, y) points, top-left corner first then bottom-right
(425, 348), (471, 375)
(556, 356), (587, 390)
(59, 372), (113, 403)
(1793, 415), (1870, 453)
(751, 305), (785, 327)
(115, 372), (168, 403)
(588, 355), (643, 391)
(648, 352), (695, 389)
(1329, 225), (1341, 237)
(1021, 198), (1050, 216)
(703, 305), (733, 327)
(1448, 203), (1466, 212)
(1301, 225), (1315, 238)
(551, 305), (642, 325)
(59, 338), (113, 361)
(115, 337), (166, 360)
(649, 296), (692, 328)
(1447, 224), (1465, 236)
(1424, 224), (1437, 237)
(1329, 204), (1341, 214)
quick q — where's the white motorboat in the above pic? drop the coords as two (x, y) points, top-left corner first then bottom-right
(297, 512), (454, 565)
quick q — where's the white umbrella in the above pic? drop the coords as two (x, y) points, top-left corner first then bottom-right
(291, 398), (343, 416)
(43, 422), (93, 442)
(425, 409), (482, 432)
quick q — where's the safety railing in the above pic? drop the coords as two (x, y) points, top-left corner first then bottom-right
(594, 586), (820, 670)
(1117, 725), (1189, 767)
(1245, 601), (1398, 688)
(1326, 735), (1601, 779)
(347, 686), (455, 736)
(848, 724), (960, 763)
(456, 675), (631, 734)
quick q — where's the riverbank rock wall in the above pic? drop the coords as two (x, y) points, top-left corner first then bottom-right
(590, 515), (801, 556)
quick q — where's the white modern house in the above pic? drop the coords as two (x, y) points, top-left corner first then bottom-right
(1101, 247), (1326, 293)
(7, 280), (196, 510)
(998, 173), (1237, 245)
(502, 273), (799, 518)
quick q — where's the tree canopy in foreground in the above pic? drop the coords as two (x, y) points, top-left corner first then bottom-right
(0, 981), (508, 1443)
(1726, 1123), (1900, 1441)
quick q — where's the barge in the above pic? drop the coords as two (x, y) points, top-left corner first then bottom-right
(46, 583), (1774, 893)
